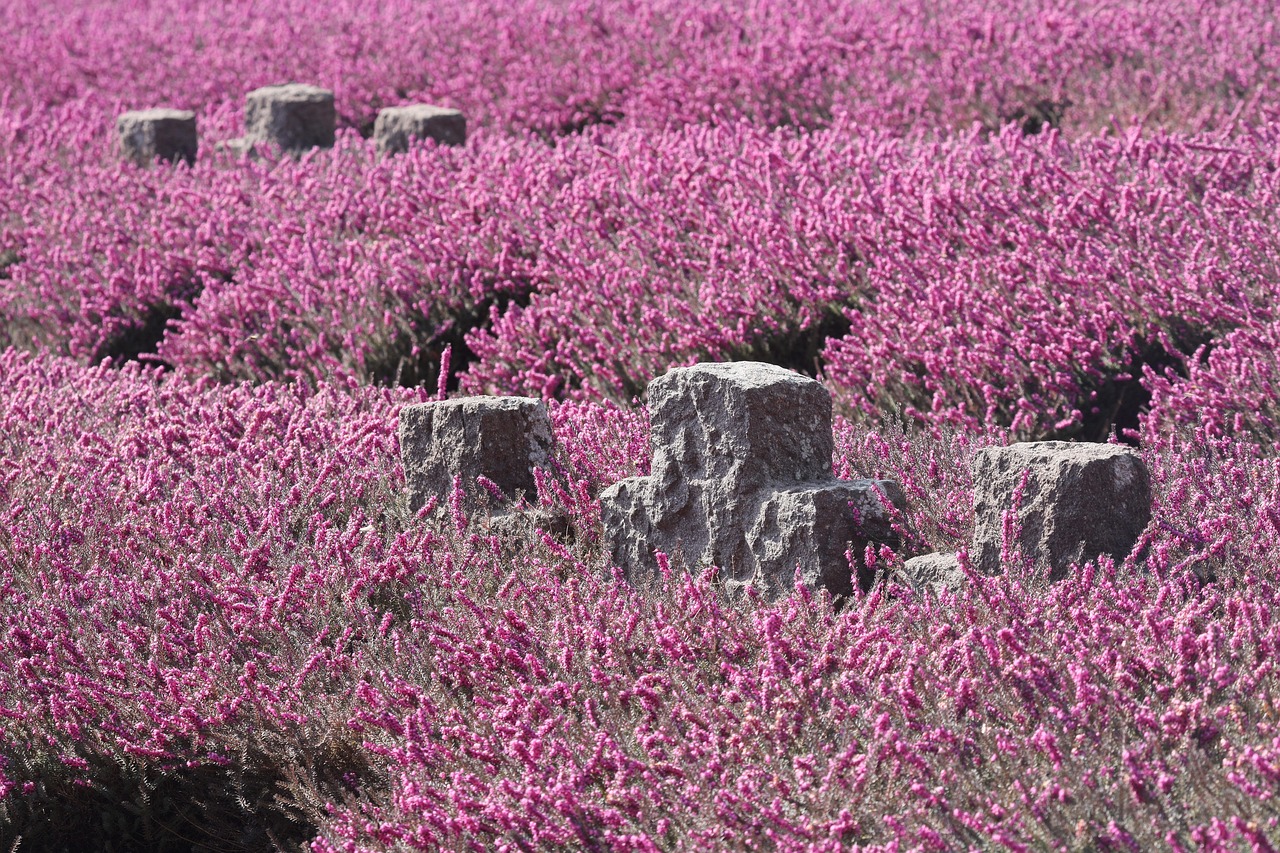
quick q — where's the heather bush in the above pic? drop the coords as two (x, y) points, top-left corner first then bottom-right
(463, 121), (1280, 441)
(0, 131), (553, 389)
(0, 351), (420, 847)
(1142, 319), (1280, 447)
(5, 0), (1280, 849)
(7, 120), (1280, 444)
(3, 0), (1278, 137)
(311, 559), (1280, 851)
(3, 351), (1280, 849)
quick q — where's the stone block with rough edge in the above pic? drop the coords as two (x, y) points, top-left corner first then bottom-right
(899, 552), (964, 593)
(117, 109), (197, 166)
(215, 137), (260, 160)
(600, 362), (907, 600)
(244, 84), (335, 154)
(647, 361), (835, 496)
(970, 441), (1151, 579)
(399, 396), (554, 514)
(375, 105), (466, 155)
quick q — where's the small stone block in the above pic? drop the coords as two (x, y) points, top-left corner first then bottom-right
(116, 109), (197, 166)
(399, 396), (554, 513)
(970, 441), (1151, 579)
(244, 84), (335, 154)
(214, 137), (260, 160)
(899, 552), (965, 593)
(484, 507), (574, 544)
(375, 105), (466, 155)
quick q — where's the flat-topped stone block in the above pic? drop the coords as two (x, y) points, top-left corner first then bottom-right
(244, 84), (335, 154)
(399, 396), (554, 514)
(117, 109), (197, 166)
(971, 441), (1151, 579)
(375, 105), (466, 155)
(647, 361), (835, 496)
(601, 362), (906, 600)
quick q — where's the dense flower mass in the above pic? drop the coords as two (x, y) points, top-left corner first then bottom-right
(3, 0), (1278, 137)
(3, 0), (1280, 849)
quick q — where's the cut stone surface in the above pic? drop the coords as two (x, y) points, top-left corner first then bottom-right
(971, 441), (1151, 579)
(399, 396), (554, 513)
(215, 137), (260, 159)
(647, 361), (836, 495)
(117, 109), (197, 166)
(484, 507), (574, 545)
(600, 362), (907, 600)
(375, 105), (466, 155)
(244, 84), (335, 154)
(900, 552), (964, 593)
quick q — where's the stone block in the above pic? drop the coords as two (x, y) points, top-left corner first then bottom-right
(899, 552), (964, 593)
(971, 441), (1151, 579)
(215, 137), (260, 160)
(375, 105), (466, 155)
(116, 109), (197, 166)
(600, 362), (906, 600)
(647, 361), (835, 496)
(244, 84), (335, 154)
(399, 396), (554, 513)
(483, 507), (574, 546)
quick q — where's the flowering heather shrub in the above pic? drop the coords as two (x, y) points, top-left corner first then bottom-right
(1142, 319), (1280, 446)
(464, 121), (1280, 442)
(0, 350), (425, 845)
(3, 352), (1280, 849)
(314, 561), (1280, 851)
(6, 0), (1280, 848)
(2, 0), (1278, 137)
(0, 129), (555, 388)
(7, 118), (1280, 443)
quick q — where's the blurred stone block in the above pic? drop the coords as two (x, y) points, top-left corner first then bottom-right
(600, 362), (906, 600)
(375, 105), (466, 155)
(116, 109), (197, 166)
(399, 396), (554, 514)
(244, 83), (335, 154)
(215, 137), (260, 160)
(971, 441), (1151, 579)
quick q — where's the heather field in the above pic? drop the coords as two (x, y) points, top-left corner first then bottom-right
(3, 0), (1280, 850)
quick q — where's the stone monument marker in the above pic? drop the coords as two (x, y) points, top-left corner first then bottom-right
(600, 362), (906, 600)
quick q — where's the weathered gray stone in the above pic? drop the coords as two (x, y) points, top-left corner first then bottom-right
(244, 84), (335, 154)
(900, 552), (964, 593)
(399, 396), (554, 514)
(483, 507), (574, 545)
(600, 362), (907, 600)
(971, 441), (1151, 579)
(374, 105), (466, 155)
(647, 362), (835, 494)
(215, 137), (260, 160)
(116, 109), (197, 166)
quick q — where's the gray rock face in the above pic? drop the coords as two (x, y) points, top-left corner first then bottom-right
(244, 84), (335, 154)
(399, 396), (554, 513)
(971, 441), (1151, 579)
(116, 109), (197, 166)
(215, 137), (260, 160)
(374, 105), (466, 155)
(600, 362), (907, 600)
(900, 552), (964, 593)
